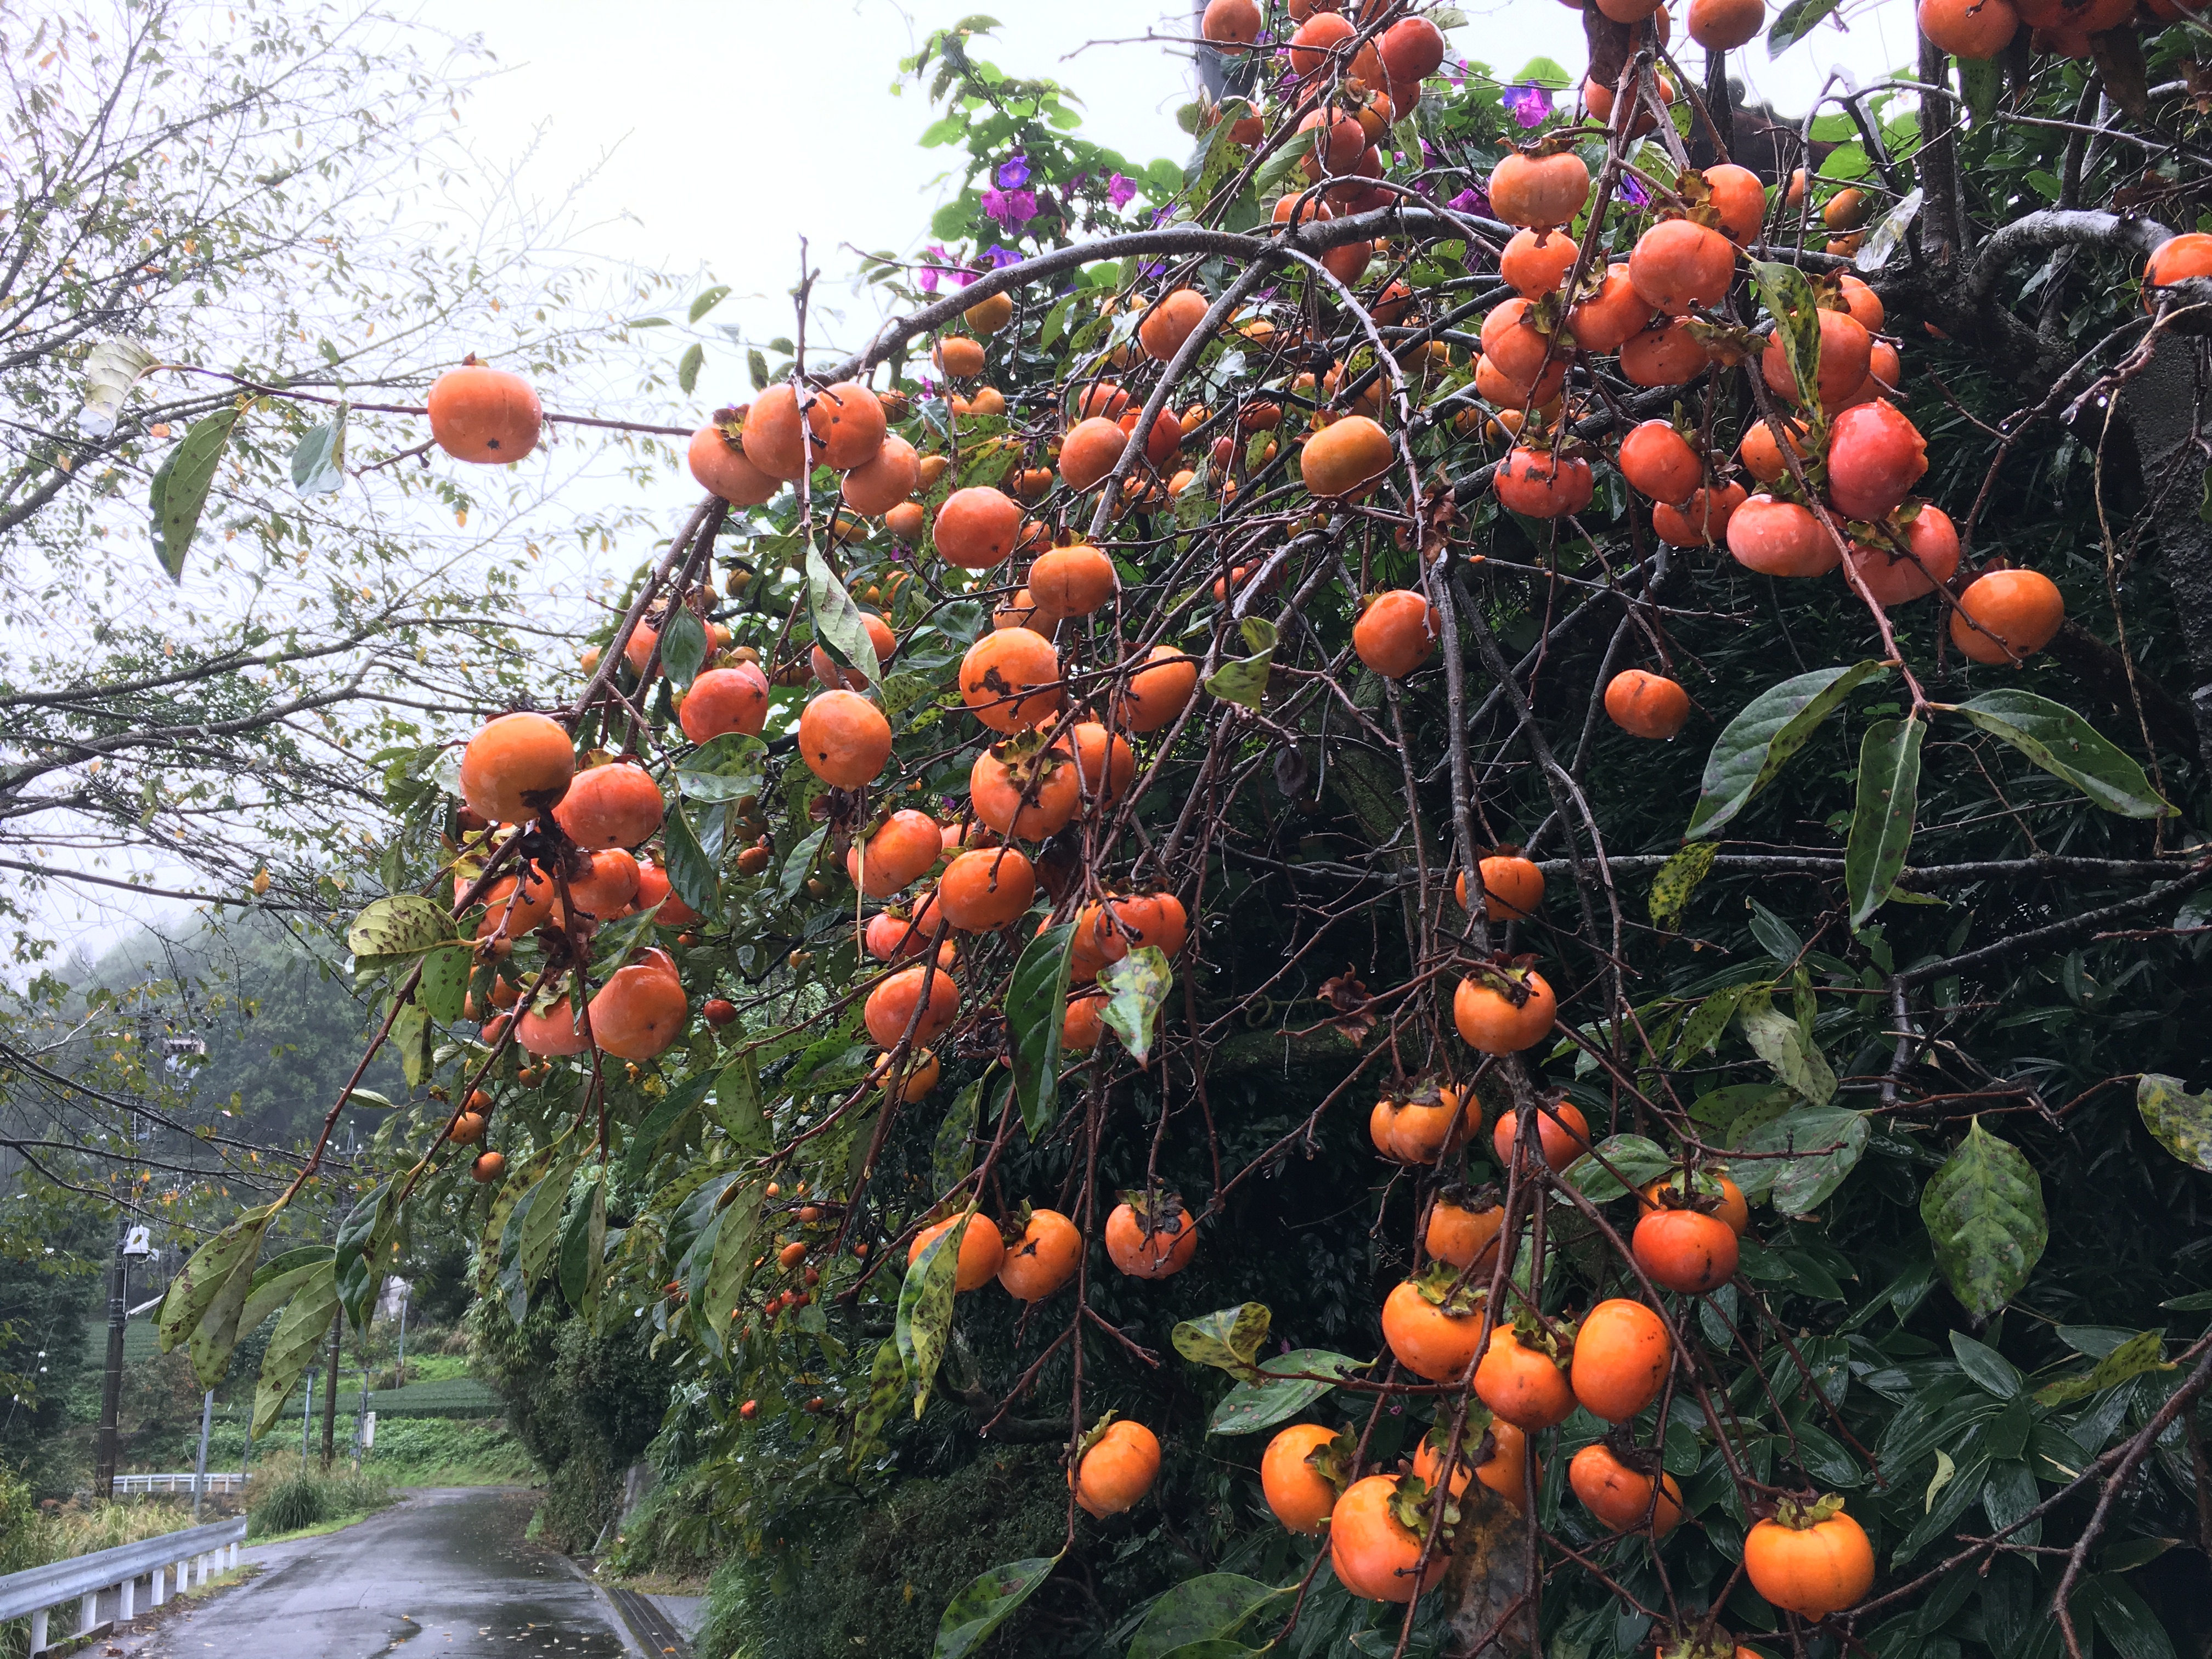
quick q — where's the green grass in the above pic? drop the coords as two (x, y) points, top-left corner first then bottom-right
(170, 1414), (533, 1487)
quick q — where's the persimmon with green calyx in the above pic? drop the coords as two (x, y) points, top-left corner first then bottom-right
(1413, 1412), (1532, 1510)
(1329, 1473), (1452, 1602)
(1453, 964), (1557, 1054)
(1070, 1417), (1160, 1515)
(1570, 1299), (1672, 1421)
(1475, 1317), (1577, 1430)
(845, 809), (943, 898)
(1745, 1494), (1876, 1616)
(1381, 1265), (1487, 1381)
(1261, 1422), (1352, 1533)
(1105, 1191), (1198, 1278)
(908, 1212), (1003, 1292)
(1570, 1442), (1685, 1536)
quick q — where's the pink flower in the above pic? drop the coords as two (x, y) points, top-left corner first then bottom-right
(1107, 172), (1137, 209)
(1504, 82), (1554, 129)
(981, 187), (1039, 231)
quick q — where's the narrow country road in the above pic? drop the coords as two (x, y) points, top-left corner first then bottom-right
(132, 1487), (637, 1659)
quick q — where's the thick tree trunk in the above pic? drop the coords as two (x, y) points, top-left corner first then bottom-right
(1444, 1485), (1537, 1657)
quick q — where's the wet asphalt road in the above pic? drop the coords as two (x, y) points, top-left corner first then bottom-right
(134, 1487), (634, 1659)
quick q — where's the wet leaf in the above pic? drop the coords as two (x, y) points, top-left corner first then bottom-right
(1845, 715), (1923, 928)
(1007, 922), (1075, 1141)
(334, 1179), (396, 1332)
(1674, 983), (1756, 1063)
(1209, 1349), (1365, 1435)
(1204, 617), (1277, 710)
(475, 1133), (572, 1297)
(1098, 945), (1173, 1065)
(1767, 0), (1844, 54)
(153, 405), (241, 581)
(659, 606), (708, 689)
(1649, 840), (1717, 930)
(678, 342), (704, 394)
(79, 337), (157, 436)
(558, 1170), (607, 1316)
(1922, 1120), (2046, 1321)
(157, 1202), (276, 1364)
(1172, 1302), (1272, 1375)
(2035, 1328), (2171, 1407)
(2139, 1073), (2212, 1171)
(1561, 1133), (1674, 1201)
(1128, 1574), (1289, 1659)
(662, 800), (720, 917)
(805, 541), (881, 687)
(1748, 258), (1826, 407)
(1736, 991), (1836, 1105)
(697, 1183), (764, 1356)
(689, 284), (732, 323)
(932, 1553), (1060, 1659)
(290, 407), (346, 495)
(850, 1339), (906, 1473)
(417, 943), (472, 1024)
(1686, 662), (1887, 840)
(897, 1211), (968, 1418)
(233, 1247), (335, 1346)
(713, 1051), (772, 1154)
(250, 1261), (338, 1439)
(1954, 690), (2171, 818)
(1737, 1108), (1867, 1214)
(347, 894), (452, 959)
(625, 1070), (715, 1179)
(505, 1154), (579, 1323)
(675, 732), (768, 802)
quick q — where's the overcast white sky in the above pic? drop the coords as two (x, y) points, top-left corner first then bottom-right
(33, 0), (1917, 967)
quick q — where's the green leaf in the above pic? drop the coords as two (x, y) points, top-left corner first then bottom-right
(934, 1079), (984, 1195)
(1203, 617), (1277, 710)
(1953, 690), (2171, 818)
(896, 1212), (968, 1418)
(697, 1183), (765, 1355)
(232, 1247), (335, 1346)
(1748, 259), (1825, 409)
(1768, 0), (1844, 53)
(2139, 1074), (2212, 1171)
(2079, 1576), (2178, 1659)
(2035, 1329), (2172, 1407)
(625, 1070), (715, 1180)
(1689, 1082), (1793, 1142)
(1737, 1108), (1867, 1215)
(1845, 716), (1924, 928)
(1253, 128), (1318, 198)
(1674, 983), (1755, 1063)
(1171, 1303), (1271, 1375)
(558, 1170), (607, 1316)
(157, 1203), (276, 1365)
(1959, 54), (2002, 127)
(290, 407), (346, 496)
(504, 1156), (579, 1323)
(747, 348), (771, 392)
(1007, 922), (1075, 1142)
(850, 1340), (906, 1474)
(475, 1131), (573, 1297)
(78, 337), (157, 436)
(347, 894), (452, 958)
(1097, 945), (1173, 1065)
(417, 944), (472, 1025)
(804, 540), (881, 688)
(1143, 156), (1185, 201)
(1922, 1121), (2047, 1322)
(676, 732), (768, 801)
(1736, 991), (1836, 1105)
(1128, 1574), (1289, 1659)
(932, 1554), (1060, 1659)
(1560, 1133), (1674, 1201)
(663, 800), (720, 917)
(1649, 840), (1717, 931)
(713, 1051), (772, 1154)
(1209, 1349), (1365, 1435)
(249, 1261), (338, 1439)
(153, 405), (241, 581)
(689, 284), (732, 323)
(678, 342), (705, 395)
(660, 606), (709, 689)
(334, 1180), (396, 1332)
(1686, 663), (1887, 840)
(391, 998), (433, 1087)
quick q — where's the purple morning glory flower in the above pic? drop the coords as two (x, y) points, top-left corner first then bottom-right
(1107, 172), (1137, 210)
(997, 154), (1031, 189)
(1504, 82), (1554, 129)
(918, 266), (939, 294)
(1619, 173), (1649, 206)
(1448, 185), (1491, 217)
(983, 244), (1024, 268)
(1140, 259), (1168, 280)
(981, 187), (1039, 231)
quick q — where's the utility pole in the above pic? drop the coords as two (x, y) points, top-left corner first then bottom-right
(191, 1390), (213, 1520)
(318, 1314), (341, 1468)
(301, 1369), (314, 1462)
(93, 1215), (128, 1499)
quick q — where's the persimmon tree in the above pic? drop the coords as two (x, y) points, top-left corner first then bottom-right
(128, 2), (2212, 1657)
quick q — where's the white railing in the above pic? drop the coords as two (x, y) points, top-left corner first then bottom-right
(0, 1516), (246, 1655)
(110, 1471), (244, 1497)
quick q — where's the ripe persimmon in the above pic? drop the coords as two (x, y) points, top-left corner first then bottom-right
(1331, 1474), (1448, 1602)
(1475, 1327), (1576, 1430)
(933, 336), (986, 378)
(1104, 1195), (1198, 1278)
(1381, 14), (1446, 81)
(842, 432), (921, 516)
(963, 290), (1014, 334)
(864, 904), (943, 962)
(1261, 1423), (1344, 1533)
(1826, 399), (1927, 520)
(678, 663), (771, 743)
(1489, 150), (1590, 229)
(1028, 544), (1118, 617)
(1500, 228), (1580, 297)
(1287, 10), (1356, 75)
(2145, 232), (2212, 304)
(970, 744), (1080, 839)
(1571, 1299), (1672, 1421)
(1634, 1206), (1740, 1292)
(1690, 0), (1767, 47)
(1426, 1192), (1506, 1270)
(563, 849), (640, 921)
(1456, 853), (1545, 920)
(427, 360), (541, 464)
(689, 424), (781, 506)
(1072, 1420), (1161, 1516)
(589, 960), (689, 1060)
(1353, 589), (1440, 678)
(1414, 1420), (1530, 1510)
(1618, 420), (1702, 504)
(1384, 1085), (1477, 1163)
(1454, 968), (1558, 1053)
(1494, 447), (1593, 518)
(1630, 219), (1735, 314)
(846, 809), (943, 897)
(1059, 416), (1130, 491)
(934, 486), (1025, 569)
(1619, 318), (1711, 387)
(1604, 670), (1691, 738)
(1739, 417), (1808, 483)
(1847, 505), (1960, 604)
(998, 1207), (1082, 1300)
(798, 690), (893, 787)
(800, 381), (884, 471)
(460, 712), (574, 825)
(633, 862), (700, 926)
(516, 996), (590, 1057)
(1569, 1444), (1685, 1535)
(959, 629), (1063, 733)
(1728, 494), (1838, 578)
(1062, 988), (1106, 1051)
(938, 847), (1036, 930)
(1950, 568), (2065, 663)
(1201, 0), (1263, 49)
(1762, 308), (1873, 408)
(1383, 1278), (1486, 1381)
(909, 1213), (1005, 1291)
(471, 1150), (507, 1183)
(554, 762), (665, 850)
(1745, 1500), (1875, 1616)
(810, 612), (898, 691)
(1054, 720), (1135, 806)
(862, 962), (960, 1048)
(1118, 646), (1199, 732)
(1301, 414), (1394, 500)
(740, 384), (811, 481)
(450, 1111), (487, 1146)
(1651, 482), (1747, 548)
(476, 866), (556, 940)
(1568, 263), (1656, 351)
(1490, 1099), (1590, 1170)
(1139, 288), (1212, 362)
(1639, 1171), (1751, 1234)
(1480, 297), (1558, 386)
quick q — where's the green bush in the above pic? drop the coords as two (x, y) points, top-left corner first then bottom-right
(692, 1447), (1065, 1659)
(248, 1470), (326, 1537)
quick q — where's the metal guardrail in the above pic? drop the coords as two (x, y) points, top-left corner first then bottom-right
(111, 1472), (243, 1497)
(0, 1515), (246, 1654)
